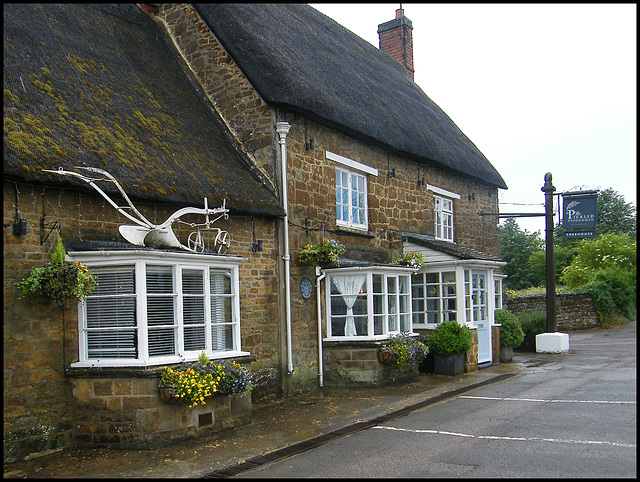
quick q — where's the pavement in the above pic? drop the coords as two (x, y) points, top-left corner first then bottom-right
(4, 322), (634, 479)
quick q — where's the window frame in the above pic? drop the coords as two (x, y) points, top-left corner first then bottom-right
(323, 266), (415, 341)
(327, 151), (377, 232)
(427, 185), (459, 243)
(434, 195), (454, 242)
(411, 270), (458, 326)
(68, 250), (247, 368)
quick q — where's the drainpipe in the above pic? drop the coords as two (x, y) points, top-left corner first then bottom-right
(276, 122), (294, 374)
(316, 266), (326, 388)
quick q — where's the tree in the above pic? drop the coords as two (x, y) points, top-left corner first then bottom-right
(498, 218), (544, 290)
(596, 188), (636, 239)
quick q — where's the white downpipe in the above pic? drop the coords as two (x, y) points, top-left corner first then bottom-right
(316, 266), (326, 388)
(276, 122), (294, 375)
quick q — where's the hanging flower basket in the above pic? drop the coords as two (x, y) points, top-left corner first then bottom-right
(378, 349), (396, 365)
(17, 236), (96, 307)
(299, 239), (345, 267)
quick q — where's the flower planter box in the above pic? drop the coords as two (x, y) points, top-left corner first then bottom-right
(433, 353), (464, 376)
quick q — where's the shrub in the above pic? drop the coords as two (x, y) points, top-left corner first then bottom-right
(495, 309), (524, 348)
(427, 321), (473, 356)
(518, 311), (547, 351)
(578, 269), (636, 323)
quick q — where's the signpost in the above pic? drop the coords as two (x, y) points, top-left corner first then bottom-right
(479, 174), (599, 335)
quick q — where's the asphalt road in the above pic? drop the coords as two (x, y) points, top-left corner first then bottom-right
(237, 322), (636, 478)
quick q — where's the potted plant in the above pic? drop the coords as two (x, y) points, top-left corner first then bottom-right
(18, 236), (97, 307)
(159, 353), (252, 407)
(391, 251), (425, 269)
(378, 333), (429, 371)
(426, 321), (473, 375)
(299, 239), (345, 267)
(495, 309), (524, 362)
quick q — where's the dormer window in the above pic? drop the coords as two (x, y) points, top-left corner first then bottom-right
(327, 151), (377, 231)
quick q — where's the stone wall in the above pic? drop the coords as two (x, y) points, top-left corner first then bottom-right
(72, 372), (251, 450)
(322, 342), (399, 386)
(505, 292), (599, 331)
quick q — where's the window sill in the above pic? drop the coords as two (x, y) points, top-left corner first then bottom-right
(66, 351), (254, 376)
(335, 225), (375, 238)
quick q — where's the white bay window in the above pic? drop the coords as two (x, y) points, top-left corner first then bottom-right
(325, 266), (414, 340)
(69, 250), (246, 367)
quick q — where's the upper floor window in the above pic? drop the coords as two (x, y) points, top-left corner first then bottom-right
(325, 267), (414, 340)
(434, 195), (454, 241)
(336, 167), (367, 229)
(68, 250), (245, 367)
(428, 185), (459, 243)
(327, 151), (377, 231)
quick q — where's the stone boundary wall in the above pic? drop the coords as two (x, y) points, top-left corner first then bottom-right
(505, 292), (599, 331)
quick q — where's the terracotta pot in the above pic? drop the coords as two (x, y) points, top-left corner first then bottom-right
(159, 386), (184, 405)
(378, 350), (395, 364)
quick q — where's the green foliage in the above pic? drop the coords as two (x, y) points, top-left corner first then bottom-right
(427, 321), (473, 356)
(498, 218), (544, 290)
(518, 310), (547, 338)
(596, 188), (636, 239)
(560, 233), (636, 288)
(578, 269), (636, 322)
(299, 239), (346, 266)
(527, 245), (577, 288)
(380, 333), (429, 371)
(495, 309), (524, 348)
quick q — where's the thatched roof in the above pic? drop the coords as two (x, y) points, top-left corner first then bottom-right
(194, 4), (507, 189)
(3, 4), (284, 217)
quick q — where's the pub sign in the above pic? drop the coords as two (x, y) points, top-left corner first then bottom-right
(562, 191), (598, 230)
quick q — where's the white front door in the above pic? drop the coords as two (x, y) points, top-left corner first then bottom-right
(472, 270), (491, 363)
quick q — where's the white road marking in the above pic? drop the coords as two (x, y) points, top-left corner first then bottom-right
(373, 426), (636, 448)
(459, 395), (635, 404)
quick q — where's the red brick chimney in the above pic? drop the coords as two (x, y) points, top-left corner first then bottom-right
(377, 6), (414, 80)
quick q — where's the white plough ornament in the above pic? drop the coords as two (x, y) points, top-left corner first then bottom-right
(43, 166), (231, 254)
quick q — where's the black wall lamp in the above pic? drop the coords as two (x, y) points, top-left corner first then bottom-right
(388, 168), (397, 178)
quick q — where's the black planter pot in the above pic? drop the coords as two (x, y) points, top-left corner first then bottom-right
(419, 352), (435, 374)
(433, 353), (464, 376)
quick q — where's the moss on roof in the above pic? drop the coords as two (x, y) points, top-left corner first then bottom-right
(3, 4), (283, 216)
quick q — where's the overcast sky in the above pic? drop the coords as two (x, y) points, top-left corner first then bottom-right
(310, 3), (636, 234)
